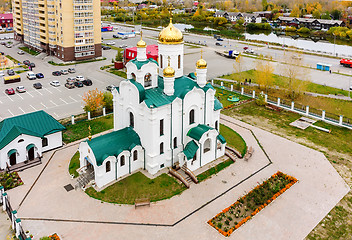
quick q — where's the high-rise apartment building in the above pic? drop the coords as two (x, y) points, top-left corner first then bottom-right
(13, 0), (102, 61)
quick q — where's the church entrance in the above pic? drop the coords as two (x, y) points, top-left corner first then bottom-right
(9, 153), (16, 166)
(28, 147), (35, 160)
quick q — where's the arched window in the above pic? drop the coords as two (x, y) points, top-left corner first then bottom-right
(204, 139), (211, 153)
(131, 73), (136, 80)
(144, 73), (152, 87)
(215, 121), (218, 131)
(18, 139), (24, 143)
(189, 109), (195, 125)
(133, 150), (138, 161)
(106, 161), (111, 172)
(178, 55), (181, 69)
(173, 137), (177, 149)
(160, 142), (164, 154)
(120, 155), (125, 167)
(160, 55), (163, 68)
(129, 112), (134, 128)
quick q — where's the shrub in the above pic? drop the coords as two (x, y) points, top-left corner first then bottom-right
(285, 26), (297, 32)
(297, 27), (310, 33)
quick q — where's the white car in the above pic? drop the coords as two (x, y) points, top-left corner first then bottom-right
(244, 49), (254, 54)
(16, 86), (26, 93)
(17, 50), (25, 55)
(76, 76), (85, 81)
(106, 41), (115, 45)
(350, 85), (352, 91)
(50, 80), (60, 87)
(0, 71), (4, 77)
(60, 69), (69, 75)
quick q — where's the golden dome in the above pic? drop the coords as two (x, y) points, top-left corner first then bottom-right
(196, 58), (207, 69)
(163, 65), (175, 77)
(137, 32), (146, 48)
(158, 18), (183, 44)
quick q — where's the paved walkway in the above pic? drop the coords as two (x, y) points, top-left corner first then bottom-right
(3, 115), (349, 240)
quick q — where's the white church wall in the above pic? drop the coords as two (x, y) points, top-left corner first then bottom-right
(198, 129), (219, 167)
(95, 156), (117, 188)
(42, 131), (63, 152)
(183, 88), (206, 135)
(117, 151), (131, 178)
(0, 134), (42, 169)
(130, 146), (144, 172)
(158, 43), (184, 78)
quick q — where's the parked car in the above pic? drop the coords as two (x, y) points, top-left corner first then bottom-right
(76, 76), (85, 81)
(50, 80), (60, 87)
(36, 73), (44, 78)
(292, 55), (302, 60)
(102, 45), (111, 50)
(52, 71), (61, 76)
(0, 42), (6, 45)
(74, 81), (84, 88)
(17, 50), (25, 55)
(244, 48), (254, 54)
(119, 44), (127, 48)
(217, 38), (223, 41)
(112, 34), (119, 38)
(26, 71), (36, 80)
(60, 69), (69, 75)
(65, 82), (75, 89)
(33, 82), (42, 89)
(66, 77), (76, 83)
(106, 41), (115, 45)
(29, 62), (35, 68)
(7, 69), (15, 75)
(106, 85), (116, 91)
(215, 42), (222, 46)
(5, 88), (15, 95)
(16, 86), (26, 93)
(82, 79), (92, 86)
(0, 71), (4, 77)
(68, 68), (76, 73)
(243, 46), (249, 50)
(23, 60), (30, 65)
(5, 44), (12, 48)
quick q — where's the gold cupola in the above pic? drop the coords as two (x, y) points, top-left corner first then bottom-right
(163, 56), (175, 77)
(137, 31), (146, 48)
(196, 50), (207, 69)
(158, 18), (183, 44)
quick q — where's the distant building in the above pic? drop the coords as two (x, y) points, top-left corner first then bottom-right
(277, 17), (345, 30)
(124, 44), (158, 62)
(0, 13), (13, 29)
(214, 11), (261, 23)
(13, 0), (102, 62)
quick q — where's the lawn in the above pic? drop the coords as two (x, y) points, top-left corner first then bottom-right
(220, 124), (247, 156)
(62, 115), (114, 143)
(214, 86), (251, 109)
(197, 159), (234, 182)
(85, 171), (186, 204)
(19, 46), (40, 56)
(107, 68), (127, 78)
(69, 151), (80, 178)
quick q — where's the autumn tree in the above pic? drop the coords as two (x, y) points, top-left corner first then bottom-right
(255, 55), (274, 93)
(232, 53), (245, 83)
(280, 52), (308, 100)
(82, 88), (104, 114)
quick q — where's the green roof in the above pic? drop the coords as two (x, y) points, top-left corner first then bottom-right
(0, 111), (65, 150)
(214, 97), (223, 111)
(8, 149), (17, 156)
(183, 140), (199, 160)
(130, 58), (158, 70)
(87, 127), (141, 166)
(217, 134), (226, 144)
(188, 72), (196, 80)
(187, 124), (213, 141)
(129, 80), (145, 103)
(26, 143), (35, 151)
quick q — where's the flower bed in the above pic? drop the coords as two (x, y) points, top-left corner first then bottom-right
(0, 171), (23, 190)
(208, 171), (297, 237)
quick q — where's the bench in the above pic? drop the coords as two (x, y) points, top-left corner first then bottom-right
(265, 104), (282, 112)
(244, 146), (254, 161)
(134, 198), (150, 209)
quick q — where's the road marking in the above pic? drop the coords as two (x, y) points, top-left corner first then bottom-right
(34, 89), (43, 95)
(18, 107), (25, 113)
(0, 99), (2, 104)
(6, 95), (14, 102)
(60, 98), (68, 104)
(78, 94), (82, 98)
(26, 91), (34, 97)
(17, 94), (23, 100)
(69, 96), (77, 102)
(53, 87), (62, 92)
(44, 88), (52, 94)
(30, 105), (37, 111)
(41, 102), (48, 108)
(8, 109), (14, 116)
(50, 100), (58, 106)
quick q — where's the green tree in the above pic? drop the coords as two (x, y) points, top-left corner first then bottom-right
(321, 11), (331, 20)
(103, 91), (114, 111)
(331, 9), (341, 20)
(312, 9), (321, 19)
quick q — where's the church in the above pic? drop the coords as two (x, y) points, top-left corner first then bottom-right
(78, 18), (226, 189)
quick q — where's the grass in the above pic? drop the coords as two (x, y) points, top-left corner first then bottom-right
(48, 57), (106, 66)
(108, 68), (127, 78)
(19, 46), (40, 56)
(197, 159), (234, 182)
(15, 69), (28, 74)
(220, 124), (247, 156)
(102, 44), (122, 51)
(69, 151), (80, 178)
(62, 115), (114, 143)
(85, 171), (186, 204)
(5, 55), (21, 64)
(214, 87), (251, 108)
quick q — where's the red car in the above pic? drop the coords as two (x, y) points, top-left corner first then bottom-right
(5, 88), (15, 95)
